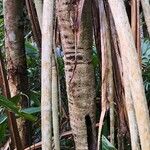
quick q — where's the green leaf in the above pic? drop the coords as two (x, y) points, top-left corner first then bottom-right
(21, 107), (40, 114)
(29, 90), (40, 106)
(0, 95), (37, 122)
(0, 122), (7, 145)
(25, 42), (38, 57)
(102, 135), (117, 150)
(0, 114), (7, 124)
(9, 94), (21, 105)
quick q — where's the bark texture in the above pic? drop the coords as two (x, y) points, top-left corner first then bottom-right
(25, 0), (41, 50)
(57, 0), (96, 149)
(41, 0), (54, 149)
(131, 0), (141, 64)
(141, 0), (150, 36)
(4, 0), (30, 148)
(108, 0), (150, 149)
(97, 0), (114, 149)
(34, 0), (43, 29)
(109, 11), (140, 150)
(129, 2), (141, 149)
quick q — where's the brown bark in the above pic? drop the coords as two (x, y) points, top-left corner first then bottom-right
(25, 0), (41, 51)
(131, 0), (141, 65)
(107, 8), (140, 150)
(97, 0), (114, 149)
(4, 0), (31, 148)
(108, 0), (150, 149)
(141, 0), (150, 36)
(57, 0), (96, 149)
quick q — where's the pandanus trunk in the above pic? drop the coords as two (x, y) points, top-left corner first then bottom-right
(57, 0), (96, 149)
(4, 0), (30, 148)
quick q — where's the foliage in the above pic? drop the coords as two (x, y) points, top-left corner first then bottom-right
(0, 94), (37, 122)
(142, 38), (150, 101)
(22, 106), (40, 114)
(25, 40), (42, 144)
(25, 42), (40, 91)
(92, 46), (100, 97)
(0, 17), (4, 48)
(0, 94), (40, 146)
(0, 0), (3, 48)
(0, 0), (149, 147)
(102, 135), (117, 150)
(0, 122), (7, 145)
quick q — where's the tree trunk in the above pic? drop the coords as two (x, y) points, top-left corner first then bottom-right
(57, 1), (96, 150)
(4, 0), (30, 148)
(41, 0), (54, 149)
(141, 0), (150, 36)
(108, 0), (150, 149)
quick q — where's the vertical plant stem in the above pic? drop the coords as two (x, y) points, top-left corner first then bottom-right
(140, 0), (150, 36)
(57, 0), (97, 149)
(34, 0), (43, 29)
(52, 53), (60, 150)
(136, 0), (141, 65)
(108, 6), (141, 150)
(97, 0), (114, 149)
(41, 0), (54, 149)
(25, 0), (41, 51)
(131, 0), (137, 42)
(110, 99), (115, 145)
(4, 0), (30, 148)
(108, 0), (150, 149)
(131, 0), (141, 65)
(123, 71), (141, 150)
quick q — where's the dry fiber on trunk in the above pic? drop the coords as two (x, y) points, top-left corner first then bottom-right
(108, 0), (150, 149)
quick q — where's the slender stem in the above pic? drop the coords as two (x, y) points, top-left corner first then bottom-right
(52, 54), (60, 150)
(41, 0), (54, 149)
